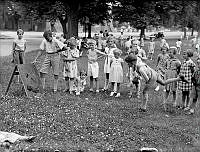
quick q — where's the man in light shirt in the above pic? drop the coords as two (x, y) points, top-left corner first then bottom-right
(33, 30), (67, 92)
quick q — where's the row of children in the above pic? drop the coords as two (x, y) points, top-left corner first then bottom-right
(11, 29), (199, 114)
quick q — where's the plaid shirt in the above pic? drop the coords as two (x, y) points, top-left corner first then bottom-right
(178, 59), (195, 91)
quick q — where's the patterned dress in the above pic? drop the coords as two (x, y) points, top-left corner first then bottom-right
(178, 59), (196, 91)
(63, 48), (79, 78)
(165, 58), (181, 91)
(109, 57), (123, 83)
(156, 53), (170, 78)
(104, 47), (116, 73)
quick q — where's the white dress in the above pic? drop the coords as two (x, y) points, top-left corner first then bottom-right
(87, 49), (99, 78)
(104, 47), (115, 73)
(109, 57), (123, 83)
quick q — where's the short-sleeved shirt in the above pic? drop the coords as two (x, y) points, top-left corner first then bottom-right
(40, 38), (65, 53)
(13, 38), (26, 51)
(176, 41), (182, 48)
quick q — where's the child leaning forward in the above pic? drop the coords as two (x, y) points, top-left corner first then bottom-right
(125, 54), (188, 112)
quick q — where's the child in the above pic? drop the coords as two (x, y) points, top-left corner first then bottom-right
(165, 47), (181, 107)
(147, 36), (155, 60)
(12, 29), (27, 82)
(33, 30), (67, 92)
(139, 35), (145, 49)
(125, 54), (188, 112)
(178, 49), (196, 110)
(186, 58), (200, 114)
(109, 49), (123, 97)
(102, 36), (117, 91)
(62, 38), (79, 95)
(176, 39), (182, 54)
(155, 46), (170, 91)
(87, 39), (106, 92)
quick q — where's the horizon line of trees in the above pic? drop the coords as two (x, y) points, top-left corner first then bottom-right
(4, 0), (200, 39)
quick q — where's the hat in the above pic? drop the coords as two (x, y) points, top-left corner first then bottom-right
(67, 38), (77, 46)
(43, 30), (52, 38)
(125, 54), (138, 63)
(17, 29), (24, 35)
(87, 39), (97, 45)
(113, 48), (122, 55)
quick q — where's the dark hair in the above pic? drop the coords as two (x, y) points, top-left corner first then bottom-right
(43, 30), (52, 38)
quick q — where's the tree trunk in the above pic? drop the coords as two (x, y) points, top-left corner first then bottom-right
(140, 27), (145, 39)
(191, 28), (194, 36)
(88, 23), (92, 38)
(59, 17), (68, 38)
(66, 11), (78, 39)
(183, 27), (187, 38)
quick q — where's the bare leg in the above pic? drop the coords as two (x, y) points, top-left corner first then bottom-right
(64, 77), (69, 91)
(172, 91), (177, 106)
(90, 76), (93, 91)
(69, 78), (74, 94)
(95, 78), (99, 91)
(53, 75), (58, 92)
(40, 72), (46, 90)
(141, 87), (148, 111)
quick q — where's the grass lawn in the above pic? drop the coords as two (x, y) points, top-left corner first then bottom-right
(0, 38), (200, 152)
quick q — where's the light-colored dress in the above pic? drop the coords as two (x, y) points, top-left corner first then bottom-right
(87, 49), (99, 78)
(62, 48), (79, 78)
(104, 47), (116, 73)
(148, 41), (155, 53)
(156, 53), (170, 78)
(178, 59), (195, 91)
(165, 58), (181, 91)
(109, 57), (123, 83)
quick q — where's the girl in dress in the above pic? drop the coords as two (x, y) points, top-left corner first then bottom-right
(178, 49), (195, 109)
(87, 39), (106, 92)
(102, 36), (117, 91)
(109, 49), (124, 97)
(62, 38), (79, 95)
(165, 47), (181, 107)
(147, 36), (155, 60)
(155, 46), (170, 91)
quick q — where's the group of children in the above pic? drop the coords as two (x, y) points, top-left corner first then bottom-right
(11, 29), (200, 114)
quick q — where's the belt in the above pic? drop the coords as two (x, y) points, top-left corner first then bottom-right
(47, 52), (59, 54)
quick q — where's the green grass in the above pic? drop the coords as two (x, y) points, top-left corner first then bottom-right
(0, 38), (200, 152)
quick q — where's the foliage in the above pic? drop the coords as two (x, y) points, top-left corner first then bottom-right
(112, 0), (160, 30)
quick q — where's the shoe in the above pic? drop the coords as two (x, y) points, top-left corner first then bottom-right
(188, 109), (194, 115)
(179, 75), (189, 83)
(102, 88), (107, 92)
(53, 90), (57, 93)
(184, 107), (190, 111)
(76, 92), (80, 95)
(63, 88), (69, 92)
(139, 108), (147, 112)
(115, 93), (120, 97)
(96, 90), (99, 93)
(89, 88), (94, 92)
(110, 92), (115, 96)
(155, 86), (160, 91)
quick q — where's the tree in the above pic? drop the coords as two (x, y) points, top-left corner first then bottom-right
(6, 1), (26, 30)
(15, 0), (112, 38)
(112, 0), (161, 38)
